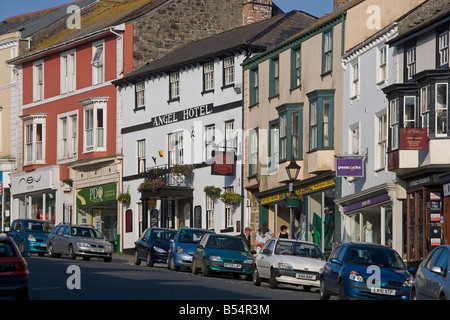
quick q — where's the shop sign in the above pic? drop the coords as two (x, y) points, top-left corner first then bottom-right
(430, 226), (441, 246)
(76, 183), (116, 206)
(336, 158), (364, 177)
(261, 179), (335, 205)
(211, 152), (235, 176)
(444, 183), (450, 197)
(407, 174), (440, 190)
(10, 167), (58, 195)
(400, 128), (429, 150)
(343, 193), (391, 214)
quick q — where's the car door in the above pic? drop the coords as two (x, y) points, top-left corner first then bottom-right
(137, 229), (151, 258)
(257, 240), (275, 279)
(8, 220), (21, 245)
(324, 245), (345, 294)
(420, 247), (444, 299)
(193, 234), (209, 269)
(428, 247), (449, 299)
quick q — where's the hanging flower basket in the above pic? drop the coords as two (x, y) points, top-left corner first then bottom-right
(172, 164), (194, 178)
(220, 191), (242, 206)
(204, 186), (222, 200)
(117, 192), (131, 205)
(138, 178), (165, 192)
(283, 192), (303, 208)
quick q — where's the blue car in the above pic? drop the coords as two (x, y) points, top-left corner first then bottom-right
(8, 219), (54, 256)
(134, 228), (177, 266)
(167, 228), (215, 271)
(320, 242), (414, 300)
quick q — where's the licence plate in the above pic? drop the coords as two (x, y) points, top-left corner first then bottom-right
(296, 273), (316, 280)
(370, 287), (396, 296)
(224, 263), (241, 269)
(41, 243), (47, 247)
(92, 248), (104, 253)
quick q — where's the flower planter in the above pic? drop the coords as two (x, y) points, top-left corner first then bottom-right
(285, 199), (300, 208)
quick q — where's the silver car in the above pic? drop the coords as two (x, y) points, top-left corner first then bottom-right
(47, 224), (114, 262)
(411, 245), (450, 300)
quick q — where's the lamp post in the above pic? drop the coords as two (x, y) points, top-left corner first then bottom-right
(285, 154), (301, 239)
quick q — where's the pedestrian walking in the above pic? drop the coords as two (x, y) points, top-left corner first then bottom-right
(240, 227), (252, 250)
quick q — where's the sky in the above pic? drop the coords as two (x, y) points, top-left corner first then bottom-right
(0, 0), (333, 22)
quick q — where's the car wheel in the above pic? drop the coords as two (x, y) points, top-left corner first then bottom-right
(104, 257), (112, 263)
(253, 268), (261, 286)
(146, 251), (154, 267)
(338, 280), (347, 300)
(169, 256), (179, 271)
(410, 288), (417, 300)
(202, 259), (209, 277)
(68, 245), (76, 260)
(82, 256), (91, 261)
(134, 250), (141, 265)
(269, 269), (278, 289)
(192, 258), (199, 274)
(19, 241), (26, 253)
(15, 288), (29, 301)
(48, 243), (55, 257)
(319, 279), (330, 300)
(303, 285), (312, 292)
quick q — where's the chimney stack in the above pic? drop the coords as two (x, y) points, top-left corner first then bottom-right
(333, 0), (351, 11)
(243, 0), (273, 26)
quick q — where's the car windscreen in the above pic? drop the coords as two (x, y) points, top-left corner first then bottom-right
(0, 241), (17, 257)
(24, 221), (54, 233)
(345, 246), (406, 270)
(274, 241), (324, 259)
(178, 230), (209, 244)
(71, 227), (103, 239)
(206, 236), (247, 251)
(151, 230), (177, 242)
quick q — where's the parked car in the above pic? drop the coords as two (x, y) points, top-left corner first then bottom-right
(167, 228), (215, 271)
(411, 245), (450, 300)
(8, 219), (54, 256)
(320, 242), (414, 300)
(0, 233), (30, 300)
(134, 228), (177, 266)
(253, 238), (325, 290)
(192, 234), (255, 279)
(46, 223), (114, 262)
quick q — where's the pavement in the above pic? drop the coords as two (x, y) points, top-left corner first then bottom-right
(112, 252), (135, 264)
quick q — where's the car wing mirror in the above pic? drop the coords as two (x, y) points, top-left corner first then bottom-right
(251, 250), (257, 255)
(197, 244), (204, 250)
(262, 249), (271, 255)
(329, 258), (341, 264)
(431, 266), (446, 277)
(22, 251), (31, 258)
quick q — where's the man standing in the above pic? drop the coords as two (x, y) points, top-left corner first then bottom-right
(240, 227), (252, 250)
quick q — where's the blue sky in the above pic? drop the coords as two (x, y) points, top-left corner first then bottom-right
(0, 0), (333, 22)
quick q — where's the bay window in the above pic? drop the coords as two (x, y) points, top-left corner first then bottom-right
(308, 90), (334, 151)
(22, 114), (46, 165)
(80, 97), (107, 153)
(436, 83), (448, 136)
(389, 98), (399, 150)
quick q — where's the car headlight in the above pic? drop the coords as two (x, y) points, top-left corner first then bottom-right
(278, 262), (293, 270)
(349, 270), (364, 282)
(209, 256), (221, 262)
(402, 277), (414, 287)
(244, 259), (253, 264)
(28, 234), (37, 242)
(153, 246), (166, 253)
(176, 246), (186, 254)
(77, 242), (90, 247)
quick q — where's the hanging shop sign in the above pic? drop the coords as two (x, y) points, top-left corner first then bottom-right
(336, 158), (364, 177)
(444, 183), (450, 197)
(211, 151), (235, 176)
(76, 183), (117, 206)
(400, 128), (428, 150)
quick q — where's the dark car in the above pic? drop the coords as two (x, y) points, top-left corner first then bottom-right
(8, 219), (54, 255)
(320, 242), (414, 300)
(0, 233), (30, 300)
(192, 234), (254, 279)
(411, 245), (450, 300)
(134, 228), (177, 267)
(167, 228), (215, 271)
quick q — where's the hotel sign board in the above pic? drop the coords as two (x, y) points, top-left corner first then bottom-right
(400, 128), (428, 150)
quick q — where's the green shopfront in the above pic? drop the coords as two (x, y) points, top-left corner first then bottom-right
(76, 183), (118, 244)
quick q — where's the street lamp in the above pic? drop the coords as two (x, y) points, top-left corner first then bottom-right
(285, 154), (301, 239)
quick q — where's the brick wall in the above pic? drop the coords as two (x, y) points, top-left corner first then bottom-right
(243, 0), (273, 26)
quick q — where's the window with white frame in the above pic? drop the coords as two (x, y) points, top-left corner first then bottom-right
(389, 98), (399, 150)
(378, 46), (387, 83)
(349, 123), (360, 155)
(223, 57), (235, 86)
(23, 114), (46, 165)
(135, 82), (145, 109)
(310, 101), (318, 150)
(269, 122), (279, 171)
(224, 120), (235, 151)
(249, 129), (258, 177)
(91, 43), (104, 85)
(224, 186), (233, 228)
(436, 83), (448, 137)
(138, 140), (146, 174)
(439, 31), (449, 67)
(206, 195), (214, 229)
(33, 61), (44, 102)
(376, 113), (387, 169)
(204, 125), (215, 161)
(169, 72), (180, 100)
(58, 113), (77, 160)
(351, 62), (359, 98)
(168, 131), (183, 165)
(203, 62), (214, 92)
(406, 47), (416, 80)
(61, 51), (76, 94)
(322, 30), (333, 74)
(81, 98), (107, 152)
(404, 96), (416, 129)
(420, 85), (431, 131)
(279, 114), (287, 160)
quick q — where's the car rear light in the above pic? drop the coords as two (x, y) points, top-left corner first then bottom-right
(13, 261), (29, 276)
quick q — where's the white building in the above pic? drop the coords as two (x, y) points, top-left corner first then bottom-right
(114, 11), (319, 250)
(336, 23), (406, 256)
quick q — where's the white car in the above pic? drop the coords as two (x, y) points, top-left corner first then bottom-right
(253, 238), (326, 291)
